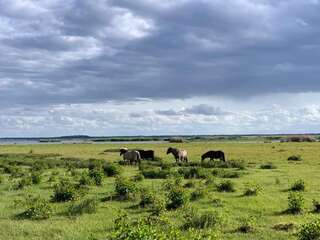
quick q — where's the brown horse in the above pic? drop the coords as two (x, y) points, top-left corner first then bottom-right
(167, 147), (188, 163)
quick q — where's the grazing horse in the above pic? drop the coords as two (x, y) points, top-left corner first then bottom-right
(120, 149), (141, 165)
(167, 147), (188, 163)
(201, 150), (226, 162)
(137, 150), (154, 160)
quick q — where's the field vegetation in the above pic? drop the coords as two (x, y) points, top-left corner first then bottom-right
(0, 141), (320, 239)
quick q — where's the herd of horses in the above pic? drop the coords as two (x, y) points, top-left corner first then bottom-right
(119, 147), (226, 165)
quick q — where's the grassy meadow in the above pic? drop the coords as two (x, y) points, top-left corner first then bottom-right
(0, 141), (320, 239)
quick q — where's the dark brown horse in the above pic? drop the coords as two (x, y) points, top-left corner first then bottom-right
(201, 150), (226, 162)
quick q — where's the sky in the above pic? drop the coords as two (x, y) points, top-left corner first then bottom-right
(1, 0), (320, 137)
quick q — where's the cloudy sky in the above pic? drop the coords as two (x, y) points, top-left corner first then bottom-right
(1, 0), (320, 137)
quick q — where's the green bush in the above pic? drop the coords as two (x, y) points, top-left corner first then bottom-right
(166, 185), (189, 210)
(290, 179), (305, 192)
(114, 176), (138, 200)
(288, 155), (303, 161)
(217, 180), (235, 192)
(13, 176), (32, 190)
(190, 188), (207, 201)
(67, 198), (98, 216)
(51, 179), (79, 202)
(287, 192), (304, 214)
(32, 161), (48, 171)
(88, 169), (103, 186)
(237, 216), (255, 233)
(78, 171), (94, 186)
(221, 171), (241, 179)
(184, 180), (196, 188)
(103, 163), (122, 177)
(109, 213), (189, 240)
(132, 173), (144, 182)
(178, 167), (208, 179)
(31, 172), (42, 184)
(183, 210), (222, 229)
(312, 200), (320, 213)
(211, 198), (224, 208)
(243, 184), (262, 196)
(17, 196), (52, 220)
(139, 189), (157, 208)
(141, 167), (171, 179)
(260, 162), (277, 169)
(298, 220), (320, 240)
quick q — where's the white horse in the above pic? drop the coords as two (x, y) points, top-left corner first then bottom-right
(166, 147), (188, 163)
(120, 148), (141, 165)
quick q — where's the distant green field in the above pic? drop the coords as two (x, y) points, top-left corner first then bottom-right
(0, 142), (319, 240)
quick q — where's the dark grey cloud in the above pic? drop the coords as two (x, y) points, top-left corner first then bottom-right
(156, 104), (229, 116)
(0, 0), (320, 107)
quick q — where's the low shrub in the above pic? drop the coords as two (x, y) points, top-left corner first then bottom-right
(141, 167), (171, 179)
(31, 172), (42, 184)
(78, 171), (93, 186)
(166, 185), (189, 210)
(67, 198), (98, 216)
(217, 180), (235, 192)
(287, 192), (304, 214)
(190, 188), (207, 201)
(17, 196), (52, 220)
(31, 161), (48, 171)
(243, 184), (262, 196)
(139, 189), (157, 208)
(103, 163), (122, 177)
(273, 222), (296, 232)
(132, 173), (144, 182)
(260, 162), (276, 169)
(288, 155), (303, 161)
(211, 198), (224, 208)
(51, 179), (79, 202)
(178, 167), (208, 179)
(298, 219), (320, 240)
(114, 176), (138, 200)
(312, 200), (320, 213)
(183, 210), (222, 229)
(237, 216), (255, 233)
(290, 179), (305, 192)
(221, 171), (241, 179)
(13, 176), (32, 190)
(184, 180), (196, 188)
(88, 169), (103, 186)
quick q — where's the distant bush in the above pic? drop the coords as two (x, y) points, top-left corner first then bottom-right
(103, 163), (122, 177)
(288, 155), (303, 161)
(260, 162), (277, 169)
(132, 173), (144, 182)
(184, 180), (196, 188)
(290, 179), (305, 192)
(31, 172), (42, 185)
(217, 180), (235, 192)
(88, 169), (103, 186)
(243, 184), (262, 196)
(202, 160), (246, 170)
(13, 176), (32, 190)
(17, 196), (52, 220)
(298, 219), (320, 240)
(312, 200), (320, 213)
(273, 222), (295, 232)
(183, 210), (222, 229)
(109, 213), (189, 240)
(51, 179), (79, 202)
(78, 171), (93, 186)
(141, 167), (171, 179)
(31, 161), (48, 171)
(211, 198), (224, 208)
(221, 171), (241, 179)
(287, 192), (304, 214)
(114, 176), (138, 200)
(190, 188), (207, 201)
(237, 216), (255, 233)
(178, 167), (208, 179)
(139, 189), (155, 208)
(87, 159), (103, 170)
(67, 198), (98, 216)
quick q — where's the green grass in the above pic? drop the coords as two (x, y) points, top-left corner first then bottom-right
(0, 142), (319, 239)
